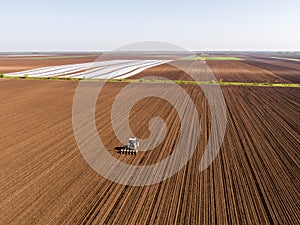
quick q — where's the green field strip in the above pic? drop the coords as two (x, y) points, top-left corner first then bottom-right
(104, 78), (300, 87)
(271, 57), (300, 62)
(1, 74), (299, 88)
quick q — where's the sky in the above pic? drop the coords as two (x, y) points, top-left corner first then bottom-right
(0, 0), (299, 51)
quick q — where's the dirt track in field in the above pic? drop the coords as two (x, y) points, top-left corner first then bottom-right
(0, 78), (299, 224)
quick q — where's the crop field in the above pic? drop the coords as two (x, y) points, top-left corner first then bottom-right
(3, 60), (171, 79)
(181, 56), (243, 61)
(0, 54), (299, 224)
(242, 58), (300, 83)
(0, 54), (100, 73)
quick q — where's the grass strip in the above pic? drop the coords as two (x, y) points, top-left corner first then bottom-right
(1, 75), (299, 88)
(104, 78), (300, 87)
(271, 57), (300, 62)
(0, 74), (79, 81)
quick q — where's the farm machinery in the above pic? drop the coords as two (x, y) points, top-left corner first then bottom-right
(120, 137), (139, 155)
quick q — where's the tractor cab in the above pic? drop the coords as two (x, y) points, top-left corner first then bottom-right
(128, 137), (139, 151)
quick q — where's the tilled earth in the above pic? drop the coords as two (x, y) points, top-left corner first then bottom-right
(0, 77), (299, 224)
(132, 58), (300, 84)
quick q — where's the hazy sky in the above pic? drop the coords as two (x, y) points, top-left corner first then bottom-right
(1, 0), (299, 51)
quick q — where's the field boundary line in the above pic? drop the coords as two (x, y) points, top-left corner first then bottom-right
(1, 75), (299, 88)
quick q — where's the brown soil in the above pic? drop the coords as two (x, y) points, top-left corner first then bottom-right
(131, 60), (193, 81)
(204, 60), (294, 83)
(0, 79), (299, 224)
(132, 58), (300, 84)
(243, 58), (300, 83)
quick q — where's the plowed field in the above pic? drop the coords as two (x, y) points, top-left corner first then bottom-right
(0, 76), (299, 224)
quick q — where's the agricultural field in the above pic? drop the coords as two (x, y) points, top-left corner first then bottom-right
(0, 53), (299, 224)
(0, 54), (100, 73)
(3, 60), (172, 79)
(181, 56), (243, 61)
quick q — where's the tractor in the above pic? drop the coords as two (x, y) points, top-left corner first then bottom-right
(120, 137), (139, 155)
